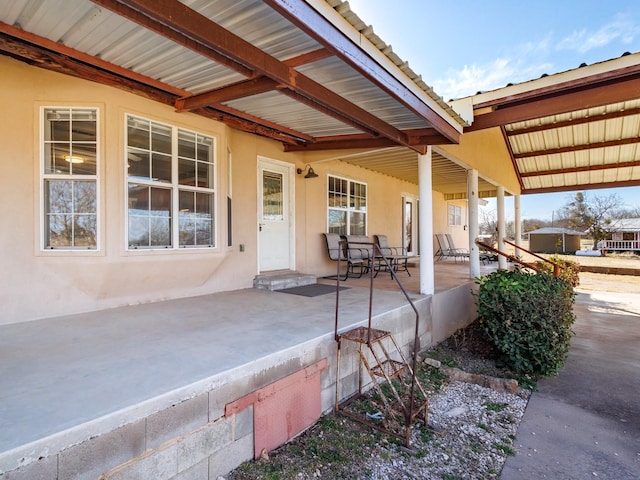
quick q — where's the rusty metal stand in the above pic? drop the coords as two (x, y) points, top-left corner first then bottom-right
(335, 325), (428, 448)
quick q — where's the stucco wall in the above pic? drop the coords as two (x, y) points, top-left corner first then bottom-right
(0, 57), (426, 324)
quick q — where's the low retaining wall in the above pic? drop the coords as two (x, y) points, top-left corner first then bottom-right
(2, 286), (477, 480)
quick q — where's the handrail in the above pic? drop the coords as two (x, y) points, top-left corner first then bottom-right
(476, 240), (542, 273)
(475, 239), (563, 278)
(503, 239), (564, 277)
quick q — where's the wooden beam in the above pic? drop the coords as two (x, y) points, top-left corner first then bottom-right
(0, 27), (313, 146)
(284, 136), (404, 152)
(264, 0), (462, 144)
(506, 106), (640, 135)
(106, 0), (418, 151)
(524, 179), (640, 194)
(467, 75), (640, 131)
(514, 137), (640, 159)
(502, 126), (525, 191)
(89, 0), (254, 77)
(176, 77), (279, 111)
(175, 49), (331, 111)
(520, 160), (640, 177)
(283, 128), (453, 152)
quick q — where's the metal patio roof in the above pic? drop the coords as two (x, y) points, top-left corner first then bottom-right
(1, 1), (639, 199)
(462, 52), (640, 196)
(0, 0), (464, 153)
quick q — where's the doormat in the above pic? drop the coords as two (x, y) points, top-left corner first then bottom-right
(276, 284), (350, 297)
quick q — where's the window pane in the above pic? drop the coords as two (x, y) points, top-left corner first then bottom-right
(74, 214), (97, 246)
(127, 118), (150, 150)
(73, 181), (97, 214)
(350, 212), (366, 235)
(328, 210), (346, 235)
(128, 148), (150, 179)
(178, 130), (196, 159)
(263, 171), (283, 220)
(196, 161), (212, 188)
(151, 123), (172, 154)
(127, 185), (171, 248)
(47, 214), (72, 247)
(45, 180), (96, 248)
(70, 144), (97, 175)
(152, 153), (172, 183)
(179, 191), (214, 246)
(178, 157), (196, 186)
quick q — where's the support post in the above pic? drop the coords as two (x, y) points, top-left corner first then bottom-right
(514, 195), (522, 255)
(418, 148), (434, 295)
(467, 169), (480, 278)
(497, 186), (507, 270)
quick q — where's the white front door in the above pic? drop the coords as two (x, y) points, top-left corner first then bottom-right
(258, 158), (294, 272)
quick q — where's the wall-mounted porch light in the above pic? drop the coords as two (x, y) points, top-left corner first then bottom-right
(296, 164), (318, 179)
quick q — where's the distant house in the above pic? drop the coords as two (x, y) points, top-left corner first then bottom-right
(527, 227), (585, 254)
(599, 218), (640, 252)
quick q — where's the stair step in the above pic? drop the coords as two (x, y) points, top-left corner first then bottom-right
(338, 326), (390, 343)
(371, 359), (407, 379)
(253, 271), (316, 291)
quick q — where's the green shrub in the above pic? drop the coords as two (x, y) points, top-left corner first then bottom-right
(474, 269), (576, 376)
(534, 255), (581, 287)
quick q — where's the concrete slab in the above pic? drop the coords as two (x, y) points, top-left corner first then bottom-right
(0, 285), (414, 459)
(501, 289), (640, 479)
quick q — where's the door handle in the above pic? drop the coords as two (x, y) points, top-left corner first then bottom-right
(259, 223), (264, 232)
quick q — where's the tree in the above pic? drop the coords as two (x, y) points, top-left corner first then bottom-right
(562, 192), (624, 248)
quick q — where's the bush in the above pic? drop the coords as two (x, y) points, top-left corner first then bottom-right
(534, 255), (581, 287)
(474, 269), (576, 376)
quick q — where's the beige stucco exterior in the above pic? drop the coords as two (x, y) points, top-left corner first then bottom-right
(0, 56), (430, 324)
(439, 128), (521, 196)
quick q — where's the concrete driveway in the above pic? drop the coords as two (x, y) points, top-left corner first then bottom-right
(501, 287), (640, 479)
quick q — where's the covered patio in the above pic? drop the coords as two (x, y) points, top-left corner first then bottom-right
(0, 261), (494, 478)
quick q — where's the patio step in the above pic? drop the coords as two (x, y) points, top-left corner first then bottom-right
(253, 271), (317, 291)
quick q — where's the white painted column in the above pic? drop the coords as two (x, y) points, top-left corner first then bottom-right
(418, 148), (435, 295)
(497, 186), (507, 270)
(514, 195), (522, 255)
(467, 169), (480, 278)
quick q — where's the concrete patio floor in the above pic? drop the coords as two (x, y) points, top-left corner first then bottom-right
(0, 259), (490, 474)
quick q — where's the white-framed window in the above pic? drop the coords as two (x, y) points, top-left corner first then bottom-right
(448, 204), (462, 226)
(327, 175), (367, 235)
(41, 107), (98, 250)
(126, 115), (215, 249)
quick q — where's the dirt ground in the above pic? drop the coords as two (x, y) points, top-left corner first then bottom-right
(552, 252), (640, 294)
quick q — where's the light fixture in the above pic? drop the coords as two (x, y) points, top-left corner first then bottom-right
(296, 164), (318, 179)
(64, 155), (84, 164)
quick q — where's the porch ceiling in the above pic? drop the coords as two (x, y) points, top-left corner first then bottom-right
(464, 53), (640, 195)
(1, 1), (638, 199)
(0, 0), (464, 153)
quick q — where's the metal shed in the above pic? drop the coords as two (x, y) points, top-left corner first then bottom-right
(527, 227), (585, 254)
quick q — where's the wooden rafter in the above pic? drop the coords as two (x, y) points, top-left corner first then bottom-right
(98, 0), (423, 152)
(506, 107), (640, 135)
(264, 0), (462, 144)
(283, 129), (451, 152)
(520, 160), (640, 178)
(467, 74), (640, 131)
(513, 137), (640, 159)
(0, 23), (312, 145)
(524, 178), (640, 194)
(175, 48), (332, 112)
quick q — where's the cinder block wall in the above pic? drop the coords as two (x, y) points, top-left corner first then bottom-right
(1, 296), (455, 480)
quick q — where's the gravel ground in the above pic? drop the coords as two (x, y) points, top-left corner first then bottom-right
(227, 346), (531, 480)
(359, 380), (528, 480)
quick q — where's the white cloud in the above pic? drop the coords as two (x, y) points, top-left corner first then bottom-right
(556, 15), (638, 53)
(433, 58), (553, 101)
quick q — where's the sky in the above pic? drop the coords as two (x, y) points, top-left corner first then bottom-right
(347, 0), (640, 220)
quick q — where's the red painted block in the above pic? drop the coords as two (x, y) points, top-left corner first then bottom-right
(225, 358), (328, 459)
